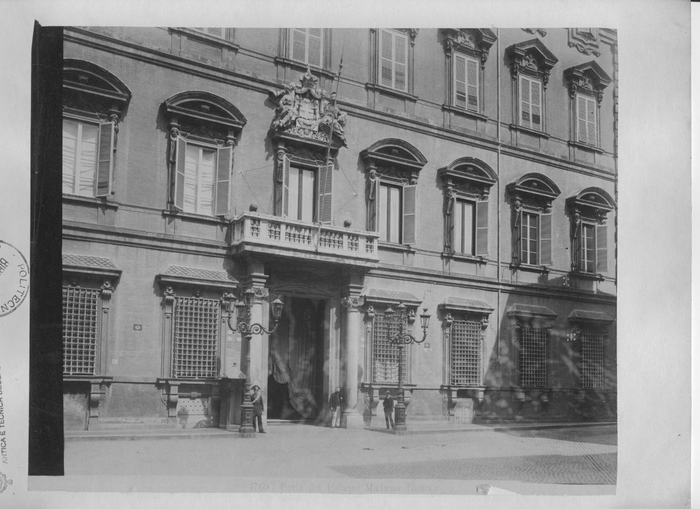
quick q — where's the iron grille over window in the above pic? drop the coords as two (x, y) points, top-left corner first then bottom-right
(372, 312), (407, 384)
(63, 286), (100, 375)
(519, 327), (547, 387)
(173, 297), (220, 378)
(450, 320), (482, 385)
(580, 330), (605, 388)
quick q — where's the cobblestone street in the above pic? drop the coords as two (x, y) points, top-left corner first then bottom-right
(42, 423), (617, 495)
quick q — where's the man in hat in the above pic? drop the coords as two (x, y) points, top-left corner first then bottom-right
(251, 384), (265, 433)
(383, 390), (394, 430)
(329, 387), (343, 428)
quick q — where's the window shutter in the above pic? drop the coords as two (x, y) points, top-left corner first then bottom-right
(95, 121), (115, 197)
(402, 184), (417, 245)
(454, 55), (466, 108)
(368, 175), (380, 232)
(531, 80), (542, 130)
(380, 30), (393, 88)
(173, 136), (187, 210)
(282, 155), (291, 217)
(571, 220), (582, 271)
(512, 209), (522, 264)
(596, 223), (608, 273)
(475, 200), (489, 256)
(466, 58), (478, 111)
(444, 193), (455, 253)
(539, 212), (552, 266)
(587, 98), (597, 146)
(215, 146), (232, 216)
(577, 96), (587, 143)
(520, 76), (530, 126)
(317, 162), (333, 224)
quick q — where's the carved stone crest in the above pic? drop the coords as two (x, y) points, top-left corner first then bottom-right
(268, 68), (348, 148)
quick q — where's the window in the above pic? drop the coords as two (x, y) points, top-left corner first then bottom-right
(173, 296), (221, 378)
(453, 199), (475, 254)
(192, 27), (226, 39)
(506, 39), (557, 133)
(454, 54), (479, 111)
(62, 60), (131, 199)
(565, 61), (611, 149)
(567, 187), (615, 275)
(372, 311), (408, 384)
(580, 329), (605, 388)
(290, 28), (323, 68)
(519, 326), (548, 387)
(362, 139), (427, 246)
(507, 173), (561, 268)
(277, 155), (333, 224)
(379, 29), (408, 91)
(164, 91), (247, 217)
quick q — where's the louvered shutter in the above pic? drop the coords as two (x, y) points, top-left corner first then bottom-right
(282, 155), (291, 217)
(539, 212), (552, 266)
(596, 223), (608, 273)
(475, 200), (489, 256)
(317, 162), (333, 224)
(173, 137), (187, 210)
(571, 220), (582, 271)
(577, 96), (587, 143)
(512, 209), (522, 264)
(368, 175), (380, 232)
(467, 58), (478, 111)
(394, 32), (407, 91)
(454, 55), (466, 108)
(520, 76), (530, 126)
(215, 146), (232, 216)
(531, 80), (542, 130)
(95, 121), (115, 197)
(380, 30), (393, 88)
(402, 184), (416, 245)
(586, 98), (597, 146)
(445, 193), (455, 253)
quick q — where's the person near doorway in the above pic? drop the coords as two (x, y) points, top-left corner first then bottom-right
(251, 384), (266, 433)
(383, 390), (394, 430)
(329, 387), (343, 428)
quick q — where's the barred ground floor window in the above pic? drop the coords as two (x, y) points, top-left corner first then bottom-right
(580, 329), (606, 388)
(372, 312), (408, 384)
(519, 327), (548, 387)
(172, 296), (221, 379)
(63, 285), (101, 375)
(450, 320), (482, 386)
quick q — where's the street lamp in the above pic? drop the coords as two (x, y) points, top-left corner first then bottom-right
(385, 302), (430, 432)
(223, 289), (283, 437)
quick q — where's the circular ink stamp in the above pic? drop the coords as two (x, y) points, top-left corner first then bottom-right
(0, 241), (29, 317)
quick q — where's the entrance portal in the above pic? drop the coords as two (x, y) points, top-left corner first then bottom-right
(267, 297), (326, 421)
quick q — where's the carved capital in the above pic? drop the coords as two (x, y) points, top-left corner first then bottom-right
(100, 280), (114, 300)
(341, 296), (364, 310)
(365, 305), (375, 321)
(164, 286), (176, 306)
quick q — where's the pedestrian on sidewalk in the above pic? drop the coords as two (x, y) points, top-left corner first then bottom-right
(383, 390), (394, 430)
(329, 387), (343, 428)
(251, 384), (266, 434)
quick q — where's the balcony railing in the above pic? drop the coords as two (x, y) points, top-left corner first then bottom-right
(231, 213), (380, 266)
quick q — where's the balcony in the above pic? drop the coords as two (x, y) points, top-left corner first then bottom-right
(231, 212), (380, 268)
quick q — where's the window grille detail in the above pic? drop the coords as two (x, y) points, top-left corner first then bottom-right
(519, 327), (547, 387)
(372, 313), (407, 384)
(173, 297), (220, 378)
(450, 320), (482, 385)
(63, 286), (101, 375)
(580, 330), (605, 388)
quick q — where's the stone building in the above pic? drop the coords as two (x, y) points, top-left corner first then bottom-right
(60, 27), (617, 431)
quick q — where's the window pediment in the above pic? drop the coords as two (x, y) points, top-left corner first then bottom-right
(507, 39), (558, 86)
(361, 139), (427, 182)
(164, 91), (247, 132)
(564, 61), (611, 102)
(63, 59), (131, 121)
(566, 187), (615, 222)
(507, 173), (561, 211)
(441, 29), (497, 67)
(438, 157), (497, 200)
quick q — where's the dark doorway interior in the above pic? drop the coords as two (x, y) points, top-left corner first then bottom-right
(267, 297), (326, 421)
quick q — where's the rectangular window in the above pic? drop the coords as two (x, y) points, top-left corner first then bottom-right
(192, 27), (226, 39)
(519, 327), (547, 387)
(574, 221), (607, 274)
(287, 165), (316, 223)
(379, 183), (402, 243)
(454, 54), (479, 111)
(577, 94), (597, 145)
(519, 75), (542, 130)
(450, 320), (482, 386)
(174, 138), (231, 217)
(63, 285), (101, 375)
(290, 28), (323, 68)
(454, 199), (475, 255)
(372, 312), (408, 384)
(580, 329), (605, 388)
(63, 118), (115, 198)
(521, 212), (539, 265)
(581, 223), (596, 273)
(379, 29), (408, 91)
(173, 297), (220, 378)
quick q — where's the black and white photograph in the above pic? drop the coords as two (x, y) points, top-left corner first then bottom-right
(0, 1), (694, 508)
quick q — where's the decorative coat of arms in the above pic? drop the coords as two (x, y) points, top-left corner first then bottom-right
(268, 68), (348, 148)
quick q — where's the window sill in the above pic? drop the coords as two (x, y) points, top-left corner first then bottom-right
(510, 263), (550, 274)
(568, 140), (605, 154)
(441, 252), (486, 264)
(63, 193), (118, 210)
(378, 241), (415, 253)
(169, 28), (240, 52)
(441, 104), (489, 122)
(569, 270), (604, 281)
(274, 57), (335, 80)
(365, 83), (418, 102)
(162, 209), (230, 225)
(63, 375), (113, 383)
(508, 124), (550, 139)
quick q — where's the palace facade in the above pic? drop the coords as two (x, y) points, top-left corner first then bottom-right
(60, 27), (617, 431)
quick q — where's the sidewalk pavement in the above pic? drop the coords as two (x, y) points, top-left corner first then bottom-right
(65, 419), (616, 441)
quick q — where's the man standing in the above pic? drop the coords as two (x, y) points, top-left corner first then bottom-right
(251, 384), (265, 434)
(383, 390), (394, 430)
(329, 387), (343, 428)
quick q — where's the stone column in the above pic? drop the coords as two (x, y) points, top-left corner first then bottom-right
(244, 261), (269, 432)
(340, 290), (364, 429)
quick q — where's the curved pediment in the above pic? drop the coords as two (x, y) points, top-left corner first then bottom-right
(63, 59), (132, 103)
(567, 187), (616, 214)
(164, 91), (247, 130)
(361, 138), (427, 169)
(508, 173), (561, 199)
(439, 157), (497, 186)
